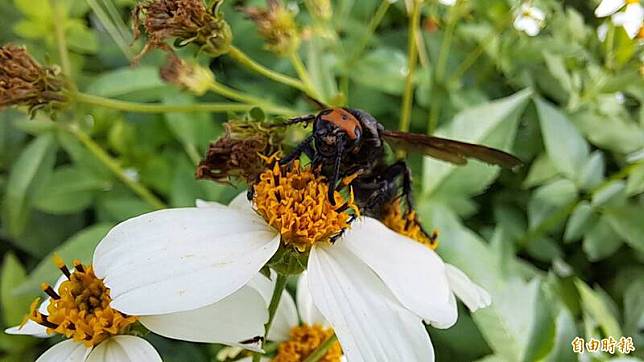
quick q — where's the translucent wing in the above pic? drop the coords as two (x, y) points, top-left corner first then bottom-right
(382, 130), (522, 170)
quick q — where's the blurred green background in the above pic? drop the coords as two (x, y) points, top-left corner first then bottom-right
(1, 0), (643, 361)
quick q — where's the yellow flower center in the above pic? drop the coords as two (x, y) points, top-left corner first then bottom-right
(381, 198), (439, 250)
(28, 257), (137, 347)
(273, 324), (342, 362)
(252, 158), (359, 252)
(626, 0), (639, 4)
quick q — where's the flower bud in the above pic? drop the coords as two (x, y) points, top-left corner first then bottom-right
(196, 119), (283, 184)
(133, 0), (233, 59)
(160, 55), (214, 96)
(0, 44), (67, 116)
(241, 0), (301, 56)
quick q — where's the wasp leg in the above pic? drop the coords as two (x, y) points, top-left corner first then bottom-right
(278, 114), (316, 127)
(384, 160), (414, 210)
(361, 160), (413, 213)
(327, 140), (346, 206)
(280, 134), (314, 165)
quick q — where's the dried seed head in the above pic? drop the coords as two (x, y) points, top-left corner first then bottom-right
(132, 0), (233, 60)
(0, 44), (67, 116)
(241, 0), (300, 56)
(160, 55), (214, 95)
(196, 119), (284, 184)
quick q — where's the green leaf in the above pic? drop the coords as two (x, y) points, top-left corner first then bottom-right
(14, 224), (113, 296)
(583, 217), (623, 261)
(349, 48), (408, 95)
(604, 205), (644, 253)
(86, 66), (166, 97)
(591, 181), (626, 208)
(523, 154), (559, 188)
(528, 179), (577, 229)
(574, 279), (622, 339)
(577, 151), (604, 190)
(564, 201), (595, 242)
(33, 166), (108, 214)
(1, 254), (32, 325)
(544, 309), (578, 362)
(423, 89), (532, 201)
(622, 279), (644, 337)
(535, 98), (590, 180)
(3, 134), (57, 236)
(625, 164), (644, 196)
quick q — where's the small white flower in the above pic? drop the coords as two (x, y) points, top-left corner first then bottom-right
(598, 22), (610, 40)
(6, 259), (269, 362)
(439, 0), (457, 6)
(513, 3), (546, 36)
(595, 0), (644, 38)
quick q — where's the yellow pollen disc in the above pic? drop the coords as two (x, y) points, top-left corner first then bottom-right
(626, 0), (639, 4)
(381, 198), (439, 250)
(252, 158), (359, 251)
(29, 261), (137, 347)
(273, 324), (342, 362)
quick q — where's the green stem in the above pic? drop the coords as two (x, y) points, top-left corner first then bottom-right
(207, 82), (296, 115)
(252, 273), (289, 362)
(73, 92), (288, 114)
(227, 46), (309, 94)
(64, 126), (167, 209)
(302, 333), (338, 362)
(399, 0), (422, 134)
(448, 14), (514, 84)
(289, 52), (321, 101)
(341, 0), (392, 98)
(49, 0), (72, 77)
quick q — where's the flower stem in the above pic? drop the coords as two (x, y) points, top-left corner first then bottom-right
(427, 1), (461, 134)
(252, 273), (289, 362)
(302, 333), (338, 362)
(49, 0), (72, 76)
(63, 125), (167, 210)
(341, 0), (392, 98)
(207, 82), (296, 115)
(289, 52), (321, 101)
(399, 0), (422, 134)
(73, 92), (288, 115)
(227, 46), (309, 94)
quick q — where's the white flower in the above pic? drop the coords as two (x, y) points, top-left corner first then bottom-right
(5, 259), (269, 362)
(94, 181), (491, 362)
(513, 3), (546, 36)
(595, 0), (644, 38)
(439, 0), (457, 6)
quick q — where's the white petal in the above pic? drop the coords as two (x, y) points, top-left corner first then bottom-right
(195, 199), (226, 208)
(438, 0), (456, 6)
(5, 297), (53, 337)
(595, 0), (625, 17)
(5, 321), (49, 337)
(529, 7), (546, 22)
(340, 218), (455, 327)
(86, 336), (161, 362)
(36, 340), (91, 362)
(445, 264), (492, 312)
(516, 17), (541, 36)
(229, 192), (254, 212)
(297, 273), (327, 326)
(93, 207), (280, 315)
(308, 244), (435, 362)
(247, 272), (298, 342)
(597, 23), (609, 40)
(621, 4), (644, 38)
(140, 285), (268, 352)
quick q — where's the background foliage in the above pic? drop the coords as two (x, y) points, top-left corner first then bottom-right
(1, 0), (643, 361)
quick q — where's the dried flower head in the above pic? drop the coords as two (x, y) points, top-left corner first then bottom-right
(241, 0), (300, 56)
(196, 119), (283, 184)
(0, 44), (67, 116)
(132, 0), (233, 60)
(160, 55), (214, 95)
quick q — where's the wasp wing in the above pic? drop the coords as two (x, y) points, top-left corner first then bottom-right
(382, 130), (522, 170)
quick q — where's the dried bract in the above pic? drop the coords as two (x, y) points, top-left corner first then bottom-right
(196, 119), (283, 184)
(0, 44), (67, 116)
(160, 55), (214, 95)
(241, 0), (300, 56)
(132, 0), (232, 59)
